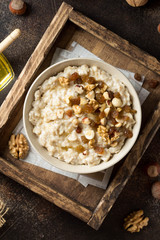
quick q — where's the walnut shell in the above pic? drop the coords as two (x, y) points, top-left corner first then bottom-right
(124, 210), (149, 233)
(126, 0), (148, 7)
(8, 133), (29, 159)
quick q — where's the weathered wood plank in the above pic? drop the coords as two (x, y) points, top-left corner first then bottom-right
(69, 10), (160, 75)
(0, 156), (92, 222)
(88, 101), (160, 230)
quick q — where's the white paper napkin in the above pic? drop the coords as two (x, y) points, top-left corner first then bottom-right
(14, 42), (150, 189)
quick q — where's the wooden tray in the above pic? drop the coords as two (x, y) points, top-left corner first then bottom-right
(0, 2), (160, 230)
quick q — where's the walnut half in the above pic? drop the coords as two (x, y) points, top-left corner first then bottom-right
(124, 210), (149, 233)
(8, 134), (29, 159)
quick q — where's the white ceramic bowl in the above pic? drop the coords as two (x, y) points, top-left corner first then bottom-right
(23, 58), (142, 174)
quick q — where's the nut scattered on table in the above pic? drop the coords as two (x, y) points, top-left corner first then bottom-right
(151, 181), (160, 200)
(157, 24), (160, 34)
(8, 133), (29, 159)
(148, 79), (159, 89)
(123, 210), (149, 233)
(9, 0), (27, 15)
(134, 73), (142, 81)
(126, 0), (148, 7)
(0, 199), (9, 228)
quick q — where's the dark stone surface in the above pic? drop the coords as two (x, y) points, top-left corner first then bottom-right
(0, 0), (160, 239)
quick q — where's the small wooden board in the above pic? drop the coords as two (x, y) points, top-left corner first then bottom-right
(0, 2), (160, 230)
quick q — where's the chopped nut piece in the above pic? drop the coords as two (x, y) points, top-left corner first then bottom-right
(124, 210), (149, 233)
(72, 105), (82, 114)
(89, 139), (96, 148)
(97, 125), (110, 144)
(58, 77), (69, 86)
(80, 97), (88, 105)
(9, 134), (29, 159)
(104, 107), (110, 117)
(57, 109), (64, 119)
(100, 117), (107, 126)
(117, 107), (122, 112)
(112, 97), (123, 107)
(89, 99), (99, 111)
(75, 85), (84, 94)
(115, 122), (122, 128)
(85, 84), (96, 92)
(86, 90), (95, 100)
(82, 117), (91, 124)
(110, 131), (120, 142)
(103, 91), (110, 100)
(100, 84), (108, 93)
(99, 103), (106, 112)
(72, 118), (79, 127)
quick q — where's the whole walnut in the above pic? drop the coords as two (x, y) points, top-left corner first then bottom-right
(126, 0), (148, 7)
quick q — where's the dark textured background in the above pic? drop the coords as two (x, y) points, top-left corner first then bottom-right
(0, 0), (160, 239)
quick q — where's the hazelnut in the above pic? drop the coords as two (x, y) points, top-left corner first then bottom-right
(126, 0), (148, 7)
(9, 0), (27, 15)
(146, 163), (160, 178)
(151, 181), (160, 200)
(134, 73), (142, 81)
(157, 23), (160, 34)
(148, 79), (159, 89)
(112, 98), (123, 107)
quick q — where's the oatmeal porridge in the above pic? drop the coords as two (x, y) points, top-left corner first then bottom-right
(29, 65), (136, 166)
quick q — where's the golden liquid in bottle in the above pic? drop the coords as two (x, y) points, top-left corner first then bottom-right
(0, 53), (14, 91)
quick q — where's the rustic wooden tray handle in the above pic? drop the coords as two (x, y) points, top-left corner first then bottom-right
(0, 29), (21, 54)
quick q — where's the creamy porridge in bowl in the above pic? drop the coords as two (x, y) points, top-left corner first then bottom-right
(23, 58), (141, 173)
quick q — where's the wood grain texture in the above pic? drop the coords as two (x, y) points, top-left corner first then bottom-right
(69, 10), (160, 75)
(0, 2), (73, 129)
(0, 155), (92, 222)
(88, 101), (160, 230)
